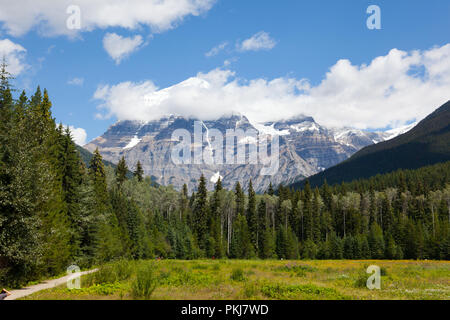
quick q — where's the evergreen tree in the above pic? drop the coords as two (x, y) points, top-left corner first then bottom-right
(368, 223), (385, 259)
(193, 174), (209, 250)
(230, 214), (254, 259)
(210, 178), (224, 258)
(247, 180), (258, 250)
(134, 160), (144, 182)
(116, 156), (128, 188)
(267, 182), (274, 196)
(235, 182), (245, 216)
(260, 227), (276, 259)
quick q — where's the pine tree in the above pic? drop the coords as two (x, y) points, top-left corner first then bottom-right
(235, 182), (245, 216)
(257, 199), (267, 257)
(116, 156), (128, 188)
(49, 126), (85, 259)
(285, 228), (299, 259)
(230, 213), (254, 259)
(247, 180), (258, 250)
(210, 178), (224, 258)
(89, 148), (109, 213)
(368, 223), (385, 259)
(267, 182), (274, 196)
(134, 160), (144, 182)
(193, 174), (209, 250)
(260, 227), (276, 259)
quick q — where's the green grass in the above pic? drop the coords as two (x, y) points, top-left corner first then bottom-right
(23, 260), (450, 300)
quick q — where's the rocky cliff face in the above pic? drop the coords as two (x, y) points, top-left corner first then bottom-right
(84, 114), (402, 192)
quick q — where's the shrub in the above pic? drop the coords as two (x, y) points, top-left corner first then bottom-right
(113, 259), (134, 281)
(354, 273), (368, 288)
(85, 264), (117, 286)
(131, 264), (158, 300)
(84, 260), (134, 286)
(230, 268), (246, 282)
(243, 282), (259, 298)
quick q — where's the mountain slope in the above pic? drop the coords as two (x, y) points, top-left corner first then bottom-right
(291, 100), (450, 188)
(85, 114), (395, 192)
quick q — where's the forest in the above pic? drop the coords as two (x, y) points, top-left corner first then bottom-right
(0, 62), (449, 288)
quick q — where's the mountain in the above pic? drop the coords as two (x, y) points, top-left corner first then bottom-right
(291, 100), (450, 188)
(84, 114), (406, 192)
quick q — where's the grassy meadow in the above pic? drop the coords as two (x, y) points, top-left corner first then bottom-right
(23, 260), (450, 300)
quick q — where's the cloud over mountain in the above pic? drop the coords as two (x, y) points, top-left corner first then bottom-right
(94, 44), (450, 129)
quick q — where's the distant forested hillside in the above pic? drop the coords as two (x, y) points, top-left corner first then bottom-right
(292, 100), (450, 188)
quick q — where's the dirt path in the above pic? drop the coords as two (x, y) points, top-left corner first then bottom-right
(4, 269), (97, 300)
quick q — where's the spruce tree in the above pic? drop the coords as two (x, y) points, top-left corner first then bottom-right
(235, 182), (245, 216)
(193, 174), (209, 250)
(368, 223), (385, 259)
(247, 180), (258, 250)
(210, 178), (224, 258)
(267, 182), (274, 196)
(116, 156), (128, 188)
(134, 160), (144, 182)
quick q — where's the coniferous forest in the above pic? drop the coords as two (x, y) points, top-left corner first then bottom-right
(0, 62), (449, 288)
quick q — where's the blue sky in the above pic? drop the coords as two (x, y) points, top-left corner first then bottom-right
(1, 0), (450, 144)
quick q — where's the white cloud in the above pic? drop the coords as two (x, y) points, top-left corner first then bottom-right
(103, 33), (144, 64)
(67, 126), (88, 146)
(93, 44), (450, 130)
(0, 39), (28, 75)
(205, 41), (228, 57)
(67, 77), (84, 86)
(238, 31), (276, 52)
(0, 0), (216, 37)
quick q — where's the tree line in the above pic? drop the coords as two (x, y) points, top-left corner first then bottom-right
(0, 62), (449, 287)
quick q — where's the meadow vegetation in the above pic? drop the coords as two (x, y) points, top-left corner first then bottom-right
(24, 259), (450, 300)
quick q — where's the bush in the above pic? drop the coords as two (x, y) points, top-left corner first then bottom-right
(243, 282), (259, 298)
(85, 264), (117, 286)
(114, 259), (134, 281)
(131, 264), (158, 299)
(354, 273), (368, 288)
(84, 260), (134, 286)
(230, 268), (246, 282)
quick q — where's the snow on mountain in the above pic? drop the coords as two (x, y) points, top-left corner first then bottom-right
(85, 114), (418, 192)
(383, 122), (418, 141)
(251, 122), (290, 136)
(210, 171), (223, 183)
(123, 136), (142, 149)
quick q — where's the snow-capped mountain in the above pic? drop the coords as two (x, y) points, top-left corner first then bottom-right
(84, 114), (415, 192)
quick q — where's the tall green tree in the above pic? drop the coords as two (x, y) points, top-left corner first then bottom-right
(247, 180), (258, 250)
(116, 156), (128, 188)
(193, 174), (209, 251)
(134, 160), (144, 182)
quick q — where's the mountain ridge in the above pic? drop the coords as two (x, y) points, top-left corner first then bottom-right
(85, 113), (416, 192)
(290, 100), (450, 188)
